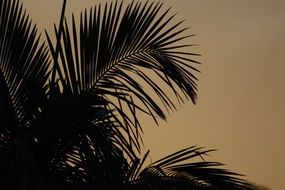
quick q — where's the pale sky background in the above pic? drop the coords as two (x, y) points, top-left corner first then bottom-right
(22, 0), (285, 189)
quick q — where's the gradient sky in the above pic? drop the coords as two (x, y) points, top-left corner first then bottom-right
(22, 0), (285, 189)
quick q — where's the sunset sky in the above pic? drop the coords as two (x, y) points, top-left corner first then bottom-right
(22, 0), (285, 189)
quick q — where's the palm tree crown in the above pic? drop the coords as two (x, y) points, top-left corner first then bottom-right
(0, 0), (253, 189)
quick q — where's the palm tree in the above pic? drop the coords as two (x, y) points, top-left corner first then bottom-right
(0, 0), (253, 189)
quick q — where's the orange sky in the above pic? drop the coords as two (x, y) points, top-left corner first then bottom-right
(22, 0), (285, 189)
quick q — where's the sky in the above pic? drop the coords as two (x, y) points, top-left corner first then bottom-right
(22, 0), (285, 189)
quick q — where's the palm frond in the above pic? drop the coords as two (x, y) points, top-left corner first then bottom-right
(0, 0), (51, 141)
(47, 0), (200, 153)
(127, 147), (253, 190)
(169, 161), (252, 190)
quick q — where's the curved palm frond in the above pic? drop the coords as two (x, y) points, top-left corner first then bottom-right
(126, 147), (253, 190)
(0, 0), (51, 146)
(47, 0), (200, 153)
(0, 0), (51, 189)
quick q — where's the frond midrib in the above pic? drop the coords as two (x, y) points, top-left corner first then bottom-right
(90, 47), (157, 91)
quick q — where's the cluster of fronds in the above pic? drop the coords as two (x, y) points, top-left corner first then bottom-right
(0, 0), (253, 189)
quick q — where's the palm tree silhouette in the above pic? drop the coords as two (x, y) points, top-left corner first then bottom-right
(0, 0), (253, 189)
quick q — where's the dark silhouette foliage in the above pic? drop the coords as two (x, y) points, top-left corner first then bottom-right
(0, 0), (253, 189)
